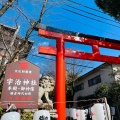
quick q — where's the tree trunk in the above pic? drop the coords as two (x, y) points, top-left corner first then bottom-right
(116, 105), (120, 120)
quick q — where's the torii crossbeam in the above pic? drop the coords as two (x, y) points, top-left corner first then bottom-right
(34, 23), (120, 120)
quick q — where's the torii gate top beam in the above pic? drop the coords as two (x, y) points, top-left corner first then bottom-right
(34, 23), (120, 64)
(38, 29), (120, 50)
(34, 23), (120, 50)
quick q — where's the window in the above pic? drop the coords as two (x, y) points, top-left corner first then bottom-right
(74, 83), (84, 92)
(88, 75), (101, 87)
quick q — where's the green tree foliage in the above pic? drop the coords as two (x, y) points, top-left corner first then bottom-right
(94, 82), (109, 98)
(108, 82), (120, 105)
(95, 82), (120, 119)
(0, 107), (3, 117)
(21, 111), (33, 120)
(94, 0), (120, 21)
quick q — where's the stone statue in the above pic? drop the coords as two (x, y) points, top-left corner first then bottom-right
(38, 76), (55, 108)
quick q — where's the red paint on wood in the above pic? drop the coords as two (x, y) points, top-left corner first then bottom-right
(39, 29), (120, 50)
(39, 46), (120, 64)
(55, 38), (66, 120)
(38, 28), (120, 120)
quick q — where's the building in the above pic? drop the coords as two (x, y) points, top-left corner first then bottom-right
(0, 23), (34, 85)
(73, 63), (120, 101)
(0, 23), (33, 65)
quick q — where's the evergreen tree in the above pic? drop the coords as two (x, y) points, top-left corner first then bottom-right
(95, 0), (120, 21)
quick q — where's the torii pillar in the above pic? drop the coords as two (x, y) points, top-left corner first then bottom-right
(55, 38), (66, 120)
(36, 24), (120, 120)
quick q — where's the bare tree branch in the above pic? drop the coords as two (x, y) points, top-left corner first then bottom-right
(0, 0), (17, 17)
(14, 0), (48, 56)
(1, 34), (11, 58)
(0, 0), (48, 83)
(9, 25), (20, 48)
(12, 5), (31, 23)
(24, 0), (48, 41)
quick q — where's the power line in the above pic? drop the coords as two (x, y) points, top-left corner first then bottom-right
(67, 0), (104, 13)
(58, 14), (120, 38)
(65, 4), (120, 24)
(66, 62), (93, 68)
(62, 8), (120, 29)
(31, 54), (94, 68)
(30, 55), (116, 73)
(67, 0), (112, 17)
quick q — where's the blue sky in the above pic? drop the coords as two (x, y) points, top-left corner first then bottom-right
(0, 0), (120, 75)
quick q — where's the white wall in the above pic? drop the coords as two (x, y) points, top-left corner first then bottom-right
(74, 64), (115, 101)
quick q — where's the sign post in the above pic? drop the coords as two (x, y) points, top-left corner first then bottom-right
(1, 60), (40, 109)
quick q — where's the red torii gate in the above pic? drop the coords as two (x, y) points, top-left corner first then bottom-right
(34, 24), (120, 120)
